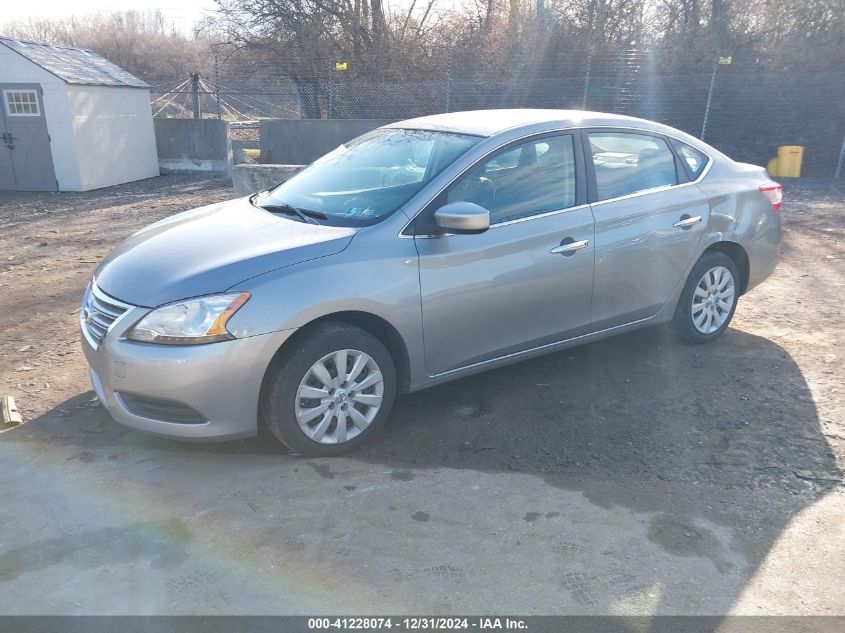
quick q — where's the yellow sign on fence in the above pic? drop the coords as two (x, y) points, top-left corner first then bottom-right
(335, 62), (348, 71)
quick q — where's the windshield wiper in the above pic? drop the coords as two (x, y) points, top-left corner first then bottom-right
(259, 202), (326, 225)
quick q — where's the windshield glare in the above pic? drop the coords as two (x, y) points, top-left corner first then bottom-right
(261, 128), (481, 224)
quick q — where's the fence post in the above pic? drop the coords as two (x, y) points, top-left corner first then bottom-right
(613, 48), (626, 113)
(581, 48), (592, 110)
(190, 72), (201, 119)
(327, 59), (334, 119)
(213, 52), (222, 120)
(701, 63), (718, 140)
(445, 53), (453, 113)
(835, 132), (845, 178)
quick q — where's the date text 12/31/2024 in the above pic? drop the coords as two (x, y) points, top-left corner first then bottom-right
(308, 617), (528, 630)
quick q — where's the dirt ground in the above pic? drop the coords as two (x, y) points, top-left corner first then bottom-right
(0, 176), (234, 419)
(0, 175), (842, 616)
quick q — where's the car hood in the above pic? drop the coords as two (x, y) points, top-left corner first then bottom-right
(94, 197), (356, 307)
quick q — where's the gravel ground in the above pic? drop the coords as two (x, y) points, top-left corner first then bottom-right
(0, 175), (842, 615)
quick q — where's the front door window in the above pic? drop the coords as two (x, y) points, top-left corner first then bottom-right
(445, 135), (577, 224)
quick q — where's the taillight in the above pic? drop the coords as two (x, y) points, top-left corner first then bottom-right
(759, 181), (782, 211)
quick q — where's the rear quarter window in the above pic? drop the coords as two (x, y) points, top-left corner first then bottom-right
(670, 139), (710, 180)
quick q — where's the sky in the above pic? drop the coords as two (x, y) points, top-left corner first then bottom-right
(2, 0), (441, 36)
(2, 0), (219, 33)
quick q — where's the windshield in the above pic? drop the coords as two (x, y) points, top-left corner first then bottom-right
(259, 128), (481, 225)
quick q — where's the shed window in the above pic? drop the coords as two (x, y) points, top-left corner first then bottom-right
(4, 90), (40, 116)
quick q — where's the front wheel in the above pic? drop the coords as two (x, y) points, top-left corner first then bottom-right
(673, 252), (740, 344)
(262, 322), (397, 456)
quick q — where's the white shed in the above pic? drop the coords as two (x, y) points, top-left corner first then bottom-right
(0, 37), (159, 191)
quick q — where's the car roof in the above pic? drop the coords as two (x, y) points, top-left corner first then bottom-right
(384, 108), (727, 163)
(384, 109), (670, 137)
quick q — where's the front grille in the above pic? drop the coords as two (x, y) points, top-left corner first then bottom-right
(117, 392), (207, 424)
(81, 283), (131, 348)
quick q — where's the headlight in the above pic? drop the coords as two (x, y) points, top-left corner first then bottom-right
(127, 292), (250, 345)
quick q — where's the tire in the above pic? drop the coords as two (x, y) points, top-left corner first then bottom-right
(673, 252), (740, 344)
(261, 322), (397, 456)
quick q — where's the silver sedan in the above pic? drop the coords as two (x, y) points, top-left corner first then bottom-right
(81, 110), (782, 456)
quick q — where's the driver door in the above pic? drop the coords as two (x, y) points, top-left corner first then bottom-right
(414, 133), (595, 376)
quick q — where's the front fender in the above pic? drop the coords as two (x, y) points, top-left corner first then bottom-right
(225, 228), (429, 390)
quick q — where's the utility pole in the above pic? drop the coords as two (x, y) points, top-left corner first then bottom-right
(582, 48), (592, 110)
(327, 59), (334, 119)
(213, 52), (222, 120)
(190, 72), (200, 119)
(701, 63), (718, 140)
(445, 51), (453, 113)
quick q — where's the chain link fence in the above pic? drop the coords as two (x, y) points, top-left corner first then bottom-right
(149, 60), (845, 176)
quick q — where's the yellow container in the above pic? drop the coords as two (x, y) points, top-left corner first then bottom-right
(776, 145), (804, 177)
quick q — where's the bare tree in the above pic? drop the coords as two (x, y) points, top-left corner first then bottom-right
(5, 0), (840, 117)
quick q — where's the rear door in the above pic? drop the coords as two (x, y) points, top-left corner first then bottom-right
(584, 129), (709, 331)
(0, 83), (56, 191)
(414, 132), (595, 375)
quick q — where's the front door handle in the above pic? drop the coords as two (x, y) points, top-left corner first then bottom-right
(673, 215), (702, 229)
(551, 239), (589, 255)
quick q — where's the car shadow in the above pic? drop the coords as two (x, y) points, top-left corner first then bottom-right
(4, 326), (840, 619)
(359, 326), (840, 618)
(364, 326), (837, 486)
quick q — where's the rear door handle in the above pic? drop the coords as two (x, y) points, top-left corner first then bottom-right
(551, 239), (589, 255)
(673, 215), (702, 229)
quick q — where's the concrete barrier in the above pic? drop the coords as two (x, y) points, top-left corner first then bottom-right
(260, 119), (392, 164)
(154, 119), (232, 175)
(232, 139), (259, 164)
(232, 164), (305, 196)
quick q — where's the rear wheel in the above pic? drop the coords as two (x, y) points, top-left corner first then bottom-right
(262, 322), (397, 456)
(673, 252), (739, 344)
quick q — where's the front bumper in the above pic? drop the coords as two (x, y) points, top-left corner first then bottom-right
(81, 300), (295, 441)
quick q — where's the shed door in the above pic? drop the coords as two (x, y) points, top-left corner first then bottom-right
(0, 83), (57, 191)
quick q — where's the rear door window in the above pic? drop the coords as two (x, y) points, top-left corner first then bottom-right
(587, 132), (678, 201)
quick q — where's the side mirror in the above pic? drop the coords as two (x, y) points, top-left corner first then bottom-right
(433, 201), (491, 235)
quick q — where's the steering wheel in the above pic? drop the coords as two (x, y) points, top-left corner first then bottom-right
(476, 176), (496, 207)
(451, 175), (495, 209)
